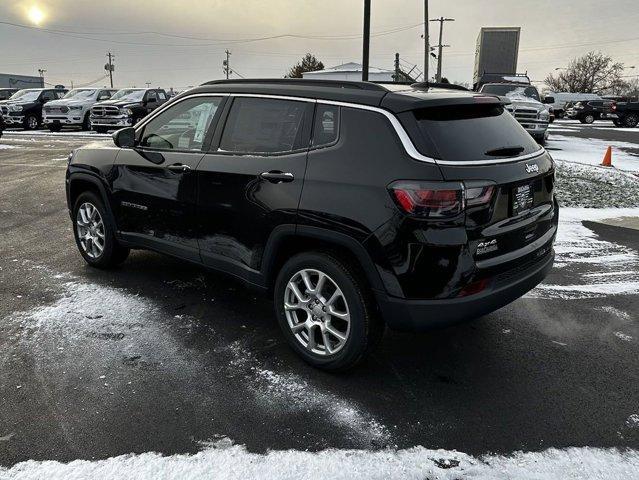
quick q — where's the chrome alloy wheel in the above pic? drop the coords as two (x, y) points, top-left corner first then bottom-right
(76, 202), (105, 259)
(27, 116), (38, 129)
(284, 269), (351, 356)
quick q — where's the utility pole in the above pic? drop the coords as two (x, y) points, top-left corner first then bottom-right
(223, 50), (231, 79)
(430, 16), (454, 82)
(394, 53), (400, 82)
(423, 0), (429, 83)
(106, 52), (115, 88)
(145, 82), (151, 88)
(362, 0), (371, 81)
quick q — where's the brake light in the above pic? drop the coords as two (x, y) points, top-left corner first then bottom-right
(390, 182), (464, 218)
(458, 278), (490, 297)
(611, 102), (617, 111)
(389, 181), (495, 217)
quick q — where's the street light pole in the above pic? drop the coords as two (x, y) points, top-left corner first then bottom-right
(362, 0), (371, 81)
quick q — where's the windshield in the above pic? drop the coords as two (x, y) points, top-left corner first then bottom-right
(481, 84), (541, 102)
(110, 89), (146, 102)
(413, 103), (541, 162)
(10, 90), (40, 102)
(63, 89), (96, 99)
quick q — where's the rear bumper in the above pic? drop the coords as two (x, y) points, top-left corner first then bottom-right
(375, 249), (555, 332)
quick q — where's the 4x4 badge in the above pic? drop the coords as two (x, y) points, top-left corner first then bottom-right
(525, 163), (539, 174)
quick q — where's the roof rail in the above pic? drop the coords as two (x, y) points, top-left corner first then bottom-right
(201, 78), (388, 92)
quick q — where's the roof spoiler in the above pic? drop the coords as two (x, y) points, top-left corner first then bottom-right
(410, 82), (469, 92)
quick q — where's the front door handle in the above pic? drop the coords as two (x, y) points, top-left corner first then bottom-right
(260, 171), (294, 183)
(167, 163), (191, 173)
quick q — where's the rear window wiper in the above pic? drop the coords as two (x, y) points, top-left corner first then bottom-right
(484, 146), (525, 157)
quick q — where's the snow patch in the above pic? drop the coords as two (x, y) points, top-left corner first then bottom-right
(614, 331), (633, 342)
(1, 441), (638, 480)
(547, 135), (639, 173)
(528, 208), (639, 299)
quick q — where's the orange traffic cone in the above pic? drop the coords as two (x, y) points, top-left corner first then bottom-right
(601, 146), (612, 167)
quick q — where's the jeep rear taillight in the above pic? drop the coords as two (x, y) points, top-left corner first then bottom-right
(389, 182), (495, 218)
(389, 181), (464, 218)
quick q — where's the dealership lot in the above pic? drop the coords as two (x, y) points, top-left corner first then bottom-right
(0, 124), (638, 473)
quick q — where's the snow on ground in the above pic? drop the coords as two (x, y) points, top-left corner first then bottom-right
(0, 144), (19, 149)
(547, 134), (639, 172)
(1, 439), (638, 480)
(555, 160), (639, 208)
(528, 208), (639, 299)
(2, 263), (390, 450)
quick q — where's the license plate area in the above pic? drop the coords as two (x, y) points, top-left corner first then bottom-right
(512, 183), (534, 215)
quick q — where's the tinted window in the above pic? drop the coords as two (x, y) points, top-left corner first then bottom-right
(140, 96), (223, 151)
(413, 104), (541, 162)
(220, 97), (307, 154)
(312, 104), (339, 147)
(146, 91), (158, 102)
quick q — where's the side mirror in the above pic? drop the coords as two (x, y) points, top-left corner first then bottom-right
(543, 97), (555, 104)
(113, 127), (136, 148)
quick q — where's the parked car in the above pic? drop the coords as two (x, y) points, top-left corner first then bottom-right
(612, 101), (639, 128)
(0, 88), (18, 101)
(66, 79), (558, 370)
(566, 99), (615, 124)
(43, 88), (117, 131)
(0, 88), (67, 130)
(90, 88), (168, 133)
(479, 81), (550, 144)
(543, 92), (602, 119)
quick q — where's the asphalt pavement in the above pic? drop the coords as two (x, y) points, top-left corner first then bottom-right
(0, 129), (637, 467)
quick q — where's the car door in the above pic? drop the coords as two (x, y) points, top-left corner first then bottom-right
(111, 95), (226, 260)
(196, 96), (313, 276)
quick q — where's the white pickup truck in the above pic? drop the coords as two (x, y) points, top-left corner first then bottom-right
(43, 88), (117, 131)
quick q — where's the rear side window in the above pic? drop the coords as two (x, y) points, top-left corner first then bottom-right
(220, 97), (307, 154)
(312, 104), (339, 148)
(413, 104), (541, 162)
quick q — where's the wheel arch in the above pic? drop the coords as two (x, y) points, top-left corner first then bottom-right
(67, 172), (118, 232)
(262, 225), (385, 293)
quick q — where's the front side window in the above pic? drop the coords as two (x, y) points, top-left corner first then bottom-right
(146, 91), (158, 102)
(219, 97), (307, 154)
(312, 104), (339, 148)
(42, 91), (56, 102)
(140, 96), (223, 151)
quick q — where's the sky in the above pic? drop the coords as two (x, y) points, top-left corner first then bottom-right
(1, 0), (638, 90)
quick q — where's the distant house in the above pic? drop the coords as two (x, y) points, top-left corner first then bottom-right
(302, 62), (395, 82)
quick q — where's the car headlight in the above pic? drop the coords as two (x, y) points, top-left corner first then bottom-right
(9, 105), (23, 112)
(539, 109), (550, 121)
(122, 108), (133, 116)
(69, 105), (82, 110)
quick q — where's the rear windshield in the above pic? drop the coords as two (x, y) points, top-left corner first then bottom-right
(413, 104), (541, 162)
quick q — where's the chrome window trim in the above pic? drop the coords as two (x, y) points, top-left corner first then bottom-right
(135, 92), (546, 166)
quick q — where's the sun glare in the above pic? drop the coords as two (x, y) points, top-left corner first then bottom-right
(26, 5), (46, 26)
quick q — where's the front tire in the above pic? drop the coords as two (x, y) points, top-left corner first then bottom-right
(581, 114), (595, 124)
(82, 113), (91, 131)
(274, 251), (384, 371)
(72, 192), (129, 269)
(24, 115), (39, 130)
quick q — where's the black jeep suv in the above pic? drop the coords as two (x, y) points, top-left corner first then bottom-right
(66, 79), (558, 370)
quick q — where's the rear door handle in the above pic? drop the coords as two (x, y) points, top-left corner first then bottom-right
(167, 163), (191, 172)
(260, 171), (294, 183)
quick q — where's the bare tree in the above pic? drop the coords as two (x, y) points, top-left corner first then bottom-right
(544, 51), (627, 94)
(285, 54), (324, 79)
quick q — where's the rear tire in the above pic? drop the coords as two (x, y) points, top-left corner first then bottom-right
(582, 114), (595, 124)
(274, 251), (384, 371)
(72, 191), (129, 269)
(613, 119), (622, 127)
(623, 114), (639, 128)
